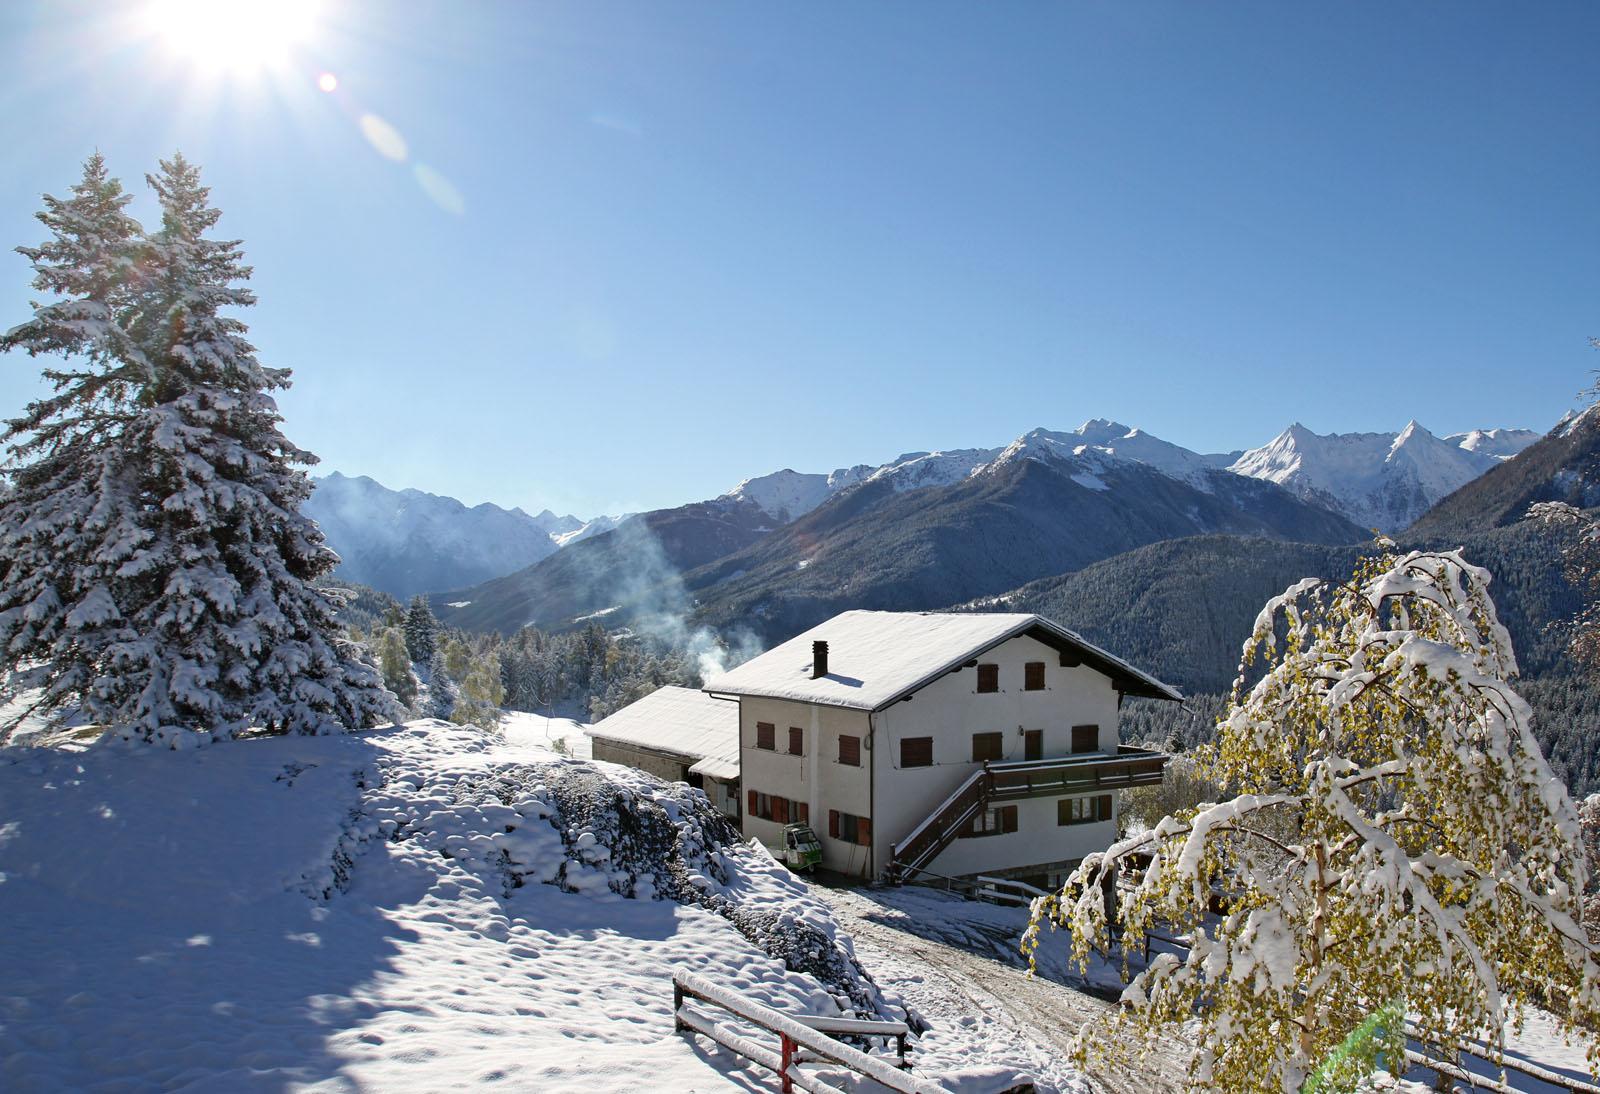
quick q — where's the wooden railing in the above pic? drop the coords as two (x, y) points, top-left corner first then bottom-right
(672, 969), (936, 1094)
(889, 747), (1168, 881)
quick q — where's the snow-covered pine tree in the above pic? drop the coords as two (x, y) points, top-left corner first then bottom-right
(403, 594), (438, 664)
(0, 154), (147, 723)
(1, 153), (397, 744)
(1025, 542), (1600, 1092)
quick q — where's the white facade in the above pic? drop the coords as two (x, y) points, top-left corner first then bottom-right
(872, 633), (1120, 880)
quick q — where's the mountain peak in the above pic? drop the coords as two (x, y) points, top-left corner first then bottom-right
(1074, 418), (1134, 444)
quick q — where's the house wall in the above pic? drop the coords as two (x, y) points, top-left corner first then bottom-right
(924, 793), (1116, 880)
(589, 740), (740, 821)
(591, 739), (690, 783)
(738, 695), (874, 878)
(870, 632), (1122, 878)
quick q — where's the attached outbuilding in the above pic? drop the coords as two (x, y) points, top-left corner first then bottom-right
(584, 686), (742, 820)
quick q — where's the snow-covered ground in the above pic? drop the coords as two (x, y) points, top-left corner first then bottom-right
(500, 709), (593, 759)
(0, 719), (1075, 1092)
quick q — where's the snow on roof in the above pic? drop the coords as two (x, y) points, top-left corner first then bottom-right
(703, 610), (1181, 711)
(584, 686), (740, 778)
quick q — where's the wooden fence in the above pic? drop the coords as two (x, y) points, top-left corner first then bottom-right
(672, 969), (938, 1094)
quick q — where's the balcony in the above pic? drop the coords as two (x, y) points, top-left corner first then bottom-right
(889, 746), (1168, 881)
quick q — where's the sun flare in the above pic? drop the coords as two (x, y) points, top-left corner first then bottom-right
(145, 0), (319, 73)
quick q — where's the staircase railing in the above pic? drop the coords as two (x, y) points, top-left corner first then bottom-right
(888, 747), (1168, 881)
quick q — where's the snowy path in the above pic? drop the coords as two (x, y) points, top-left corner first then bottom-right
(811, 884), (1190, 1093)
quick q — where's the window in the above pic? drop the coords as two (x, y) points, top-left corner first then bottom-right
(1025, 661), (1046, 690)
(975, 663), (999, 693)
(1071, 724), (1100, 754)
(748, 789), (809, 825)
(788, 726), (804, 756)
(962, 804), (1018, 837)
(828, 809), (871, 846)
(838, 734), (861, 767)
(756, 722), (775, 751)
(1024, 729), (1043, 761)
(1058, 794), (1113, 826)
(972, 731), (1003, 763)
(900, 736), (933, 768)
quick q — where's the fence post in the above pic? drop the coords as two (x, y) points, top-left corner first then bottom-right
(673, 979), (685, 1032)
(780, 1032), (795, 1094)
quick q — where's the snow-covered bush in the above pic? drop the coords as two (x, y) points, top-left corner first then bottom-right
(325, 741), (893, 1018)
(1026, 542), (1600, 1092)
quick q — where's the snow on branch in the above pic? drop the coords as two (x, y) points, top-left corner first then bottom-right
(1025, 543), (1600, 1093)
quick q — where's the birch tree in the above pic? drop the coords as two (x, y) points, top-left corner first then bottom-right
(1025, 542), (1600, 1091)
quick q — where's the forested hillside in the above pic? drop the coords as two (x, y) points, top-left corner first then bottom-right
(985, 523), (1600, 793)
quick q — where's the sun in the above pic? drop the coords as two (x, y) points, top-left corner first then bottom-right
(144, 0), (320, 73)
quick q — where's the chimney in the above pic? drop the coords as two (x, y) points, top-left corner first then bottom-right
(812, 640), (829, 679)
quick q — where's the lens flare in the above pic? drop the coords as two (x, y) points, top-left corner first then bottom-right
(359, 114), (408, 162)
(317, 72), (338, 93)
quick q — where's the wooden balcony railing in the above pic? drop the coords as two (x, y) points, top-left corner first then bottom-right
(889, 746), (1168, 881)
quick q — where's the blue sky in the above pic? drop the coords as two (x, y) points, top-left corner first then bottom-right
(1, 2), (1597, 518)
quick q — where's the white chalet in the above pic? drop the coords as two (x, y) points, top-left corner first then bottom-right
(703, 610), (1181, 886)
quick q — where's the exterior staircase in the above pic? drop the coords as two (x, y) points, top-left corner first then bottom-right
(888, 746), (1168, 881)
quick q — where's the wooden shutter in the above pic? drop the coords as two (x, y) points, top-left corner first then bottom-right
(1024, 729), (1043, 761)
(857, 816), (871, 846)
(1072, 724), (1099, 754)
(900, 737), (932, 768)
(775, 797), (788, 824)
(756, 722), (775, 750)
(976, 664), (999, 693)
(1097, 794), (1113, 822)
(788, 726), (803, 755)
(798, 802), (809, 825)
(839, 735), (861, 766)
(1002, 805), (1019, 834)
(828, 809), (840, 838)
(747, 789), (757, 815)
(1057, 799), (1071, 826)
(972, 732), (1002, 763)
(1024, 662), (1045, 690)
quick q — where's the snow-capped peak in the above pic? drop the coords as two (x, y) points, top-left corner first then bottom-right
(723, 469), (837, 524)
(1446, 427), (1542, 459)
(1231, 421), (1506, 532)
(981, 422), (1232, 489)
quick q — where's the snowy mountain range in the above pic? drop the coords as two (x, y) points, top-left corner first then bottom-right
(319, 415), (1541, 620)
(1227, 421), (1542, 532)
(723, 418), (1538, 534)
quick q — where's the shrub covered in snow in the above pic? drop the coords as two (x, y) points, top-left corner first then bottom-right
(310, 723), (894, 1018)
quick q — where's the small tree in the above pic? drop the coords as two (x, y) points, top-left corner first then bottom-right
(403, 594), (438, 664)
(375, 627), (417, 710)
(1026, 543), (1600, 1091)
(451, 649), (504, 731)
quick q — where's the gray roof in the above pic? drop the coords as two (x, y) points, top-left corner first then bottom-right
(584, 686), (739, 778)
(703, 610), (1182, 711)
